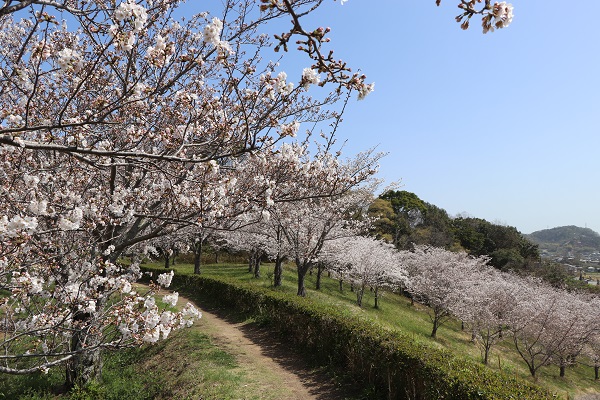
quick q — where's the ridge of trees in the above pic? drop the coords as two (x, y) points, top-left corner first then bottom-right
(369, 190), (540, 271)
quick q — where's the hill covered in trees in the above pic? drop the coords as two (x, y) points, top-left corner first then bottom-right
(527, 226), (600, 260)
(368, 190), (540, 272)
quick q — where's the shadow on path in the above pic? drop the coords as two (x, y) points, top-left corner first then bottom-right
(197, 301), (363, 400)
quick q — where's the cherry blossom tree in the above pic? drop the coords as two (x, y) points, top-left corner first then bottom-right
(402, 245), (489, 338)
(323, 235), (407, 308)
(451, 268), (522, 364)
(271, 180), (377, 297)
(584, 332), (600, 380)
(505, 277), (566, 379)
(545, 291), (598, 378)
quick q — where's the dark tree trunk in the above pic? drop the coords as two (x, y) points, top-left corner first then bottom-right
(65, 312), (102, 388)
(296, 260), (310, 297)
(164, 254), (170, 269)
(253, 254), (261, 278)
(595, 365), (599, 380)
(374, 286), (379, 309)
(529, 365), (536, 378)
(339, 279), (343, 292)
(560, 364), (566, 377)
(356, 285), (365, 307)
(315, 263), (324, 290)
(194, 240), (202, 274)
(431, 318), (439, 338)
(297, 271), (307, 297)
(274, 256), (283, 287)
(483, 345), (490, 365)
(248, 250), (254, 273)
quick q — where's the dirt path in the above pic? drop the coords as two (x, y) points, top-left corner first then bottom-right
(174, 293), (355, 400)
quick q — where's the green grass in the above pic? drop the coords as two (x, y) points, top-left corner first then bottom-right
(0, 287), (255, 400)
(0, 329), (249, 400)
(152, 261), (600, 399)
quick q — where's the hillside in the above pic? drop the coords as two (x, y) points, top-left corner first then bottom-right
(527, 226), (600, 260)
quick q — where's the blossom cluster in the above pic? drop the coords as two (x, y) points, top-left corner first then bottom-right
(114, 0), (148, 32)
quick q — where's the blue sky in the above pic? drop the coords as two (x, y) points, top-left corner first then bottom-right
(185, 1), (600, 234)
(279, 0), (600, 235)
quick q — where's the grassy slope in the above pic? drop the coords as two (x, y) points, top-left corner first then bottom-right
(159, 261), (600, 399)
(0, 290), (292, 400)
(3, 261), (599, 399)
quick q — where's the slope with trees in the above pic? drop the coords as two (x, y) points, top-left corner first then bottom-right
(369, 190), (540, 271)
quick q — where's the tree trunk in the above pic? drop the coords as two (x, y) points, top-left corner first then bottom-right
(253, 254), (261, 278)
(248, 251), (254, 273)
(297, 271), (307, 297)
(356, 285), (365, 307)
(431, 318), (439, 338)
(595, 365), (599, 380)
(194, 240), (202, 275)
(374, 286), (379, 309)
(483, 347), (489, 365)
(274, 256), (283, 287)
(339, 279), (343, 292)
(529, 364), (536, 378)
(296, 260), (310, 297)
(560, 364), (566, 378)
(315, 263), (323, 290)
(65, 312), (102, 388)
(163, 254), (170, 269)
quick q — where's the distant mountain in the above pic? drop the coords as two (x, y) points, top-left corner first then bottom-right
(527, 226), (600, 260)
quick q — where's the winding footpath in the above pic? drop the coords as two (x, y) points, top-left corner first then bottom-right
(176, 293), (353, 400)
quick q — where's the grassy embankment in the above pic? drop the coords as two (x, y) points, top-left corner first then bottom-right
(0, 285), (288, 400)
(154, 261), (600, 399)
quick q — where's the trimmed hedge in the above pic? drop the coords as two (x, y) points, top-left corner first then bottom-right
(142, 266), (553, 400)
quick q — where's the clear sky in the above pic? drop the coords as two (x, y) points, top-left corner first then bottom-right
(185, 1), (600, 235)
(286, 0), (600, 235)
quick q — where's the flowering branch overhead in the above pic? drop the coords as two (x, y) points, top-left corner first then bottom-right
(437, 0), (514, 33)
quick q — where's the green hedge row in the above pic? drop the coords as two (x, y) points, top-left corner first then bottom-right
(142, 266), (553, 400)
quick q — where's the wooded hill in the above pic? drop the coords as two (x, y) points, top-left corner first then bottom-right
(369, 190), (540, 272)
(527, 226), (600, 259)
